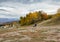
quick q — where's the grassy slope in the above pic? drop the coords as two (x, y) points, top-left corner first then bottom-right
(39, 16), (60, 26)
(0, 17), (60, 42)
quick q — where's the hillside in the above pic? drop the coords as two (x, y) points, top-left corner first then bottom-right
(0, 15), (60, 42)
(39, 14), (60, 26)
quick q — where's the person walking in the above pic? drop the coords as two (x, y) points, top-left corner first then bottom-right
(33, 23), (37, 27)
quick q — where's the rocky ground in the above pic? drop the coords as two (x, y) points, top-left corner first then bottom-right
(0, 25), (60, 42)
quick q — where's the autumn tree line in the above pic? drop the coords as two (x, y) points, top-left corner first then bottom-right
(19, 11), (50, 26)
(19, 8), (60, 26)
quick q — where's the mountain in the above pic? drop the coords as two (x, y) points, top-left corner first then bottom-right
(0, 18), (19, 24)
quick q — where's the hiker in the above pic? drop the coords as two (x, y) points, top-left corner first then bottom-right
(33, 23), (37, 27)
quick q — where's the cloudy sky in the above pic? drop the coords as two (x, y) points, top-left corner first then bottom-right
(0, 0), (60, 19)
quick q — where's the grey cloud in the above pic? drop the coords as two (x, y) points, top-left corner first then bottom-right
(0, 0), (60, 18)
(0, 9), (10, 12)
(0, 0), (60, 5)
(0, 0), (45, 4)
(53, 0), (60, 2)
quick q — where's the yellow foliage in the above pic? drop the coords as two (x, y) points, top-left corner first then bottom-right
(20, 11), (48, 26)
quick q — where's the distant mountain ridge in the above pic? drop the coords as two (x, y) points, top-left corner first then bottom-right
(0, 18), (19, 24)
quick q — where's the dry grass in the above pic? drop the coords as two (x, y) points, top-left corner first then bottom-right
(0, 24), (60, 42)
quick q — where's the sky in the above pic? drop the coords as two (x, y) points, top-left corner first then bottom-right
(0, 0), (60, 19)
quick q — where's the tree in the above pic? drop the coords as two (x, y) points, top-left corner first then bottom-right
(20, 17), (26, 26)
(41, 13), (48, 20)
(20, 16), (23, 20)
